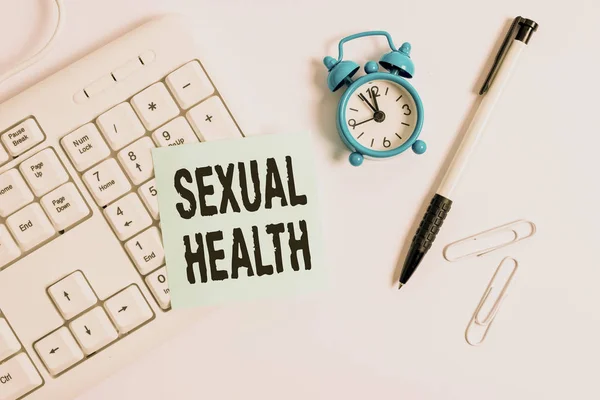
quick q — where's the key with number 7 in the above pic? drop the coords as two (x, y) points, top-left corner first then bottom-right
(82, 159), (131, 207)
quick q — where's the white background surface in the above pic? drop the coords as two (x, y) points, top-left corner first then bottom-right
(1, 0), (599, 399)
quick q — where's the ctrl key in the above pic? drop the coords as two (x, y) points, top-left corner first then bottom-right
(0, 353), (43, 400)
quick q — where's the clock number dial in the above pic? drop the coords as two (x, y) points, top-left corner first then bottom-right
(345, 79), (418, 151)
(367, 86), (379, 98)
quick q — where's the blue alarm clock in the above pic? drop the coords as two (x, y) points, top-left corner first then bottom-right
(323, 31), (426, 166)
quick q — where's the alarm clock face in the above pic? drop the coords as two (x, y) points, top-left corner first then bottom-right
(344, 79), (419, 151)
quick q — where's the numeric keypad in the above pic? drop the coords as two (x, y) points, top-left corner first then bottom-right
(57, 59), (243, 313)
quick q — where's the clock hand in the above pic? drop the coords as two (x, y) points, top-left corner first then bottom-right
(353, 117), (374, 127)
(358, 93), (377, 113)
(370, 88), (380, 111)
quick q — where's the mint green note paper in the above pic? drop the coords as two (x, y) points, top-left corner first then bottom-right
(152, 133), (325, 308)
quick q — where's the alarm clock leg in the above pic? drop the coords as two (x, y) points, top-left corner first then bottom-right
(349, 152), (364, 166)
(412, 140), (427, 155)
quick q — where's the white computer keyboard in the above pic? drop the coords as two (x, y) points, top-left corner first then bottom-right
(0, 16), (243, 400)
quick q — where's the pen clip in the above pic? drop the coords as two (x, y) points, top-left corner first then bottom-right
(479, 16), (524, 95)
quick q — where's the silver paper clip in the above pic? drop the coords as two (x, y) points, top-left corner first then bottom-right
(443, 220), (536, 262)
(465, 257), (518, 346)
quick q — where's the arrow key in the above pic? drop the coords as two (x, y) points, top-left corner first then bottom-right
(104, 285), (154, 334)
(48, 271), (98, 320)
(34, 327), (84, 376)
(69, 307), (118, 355)
(104, 193), (152, 241)
(117, 136), (155, 185)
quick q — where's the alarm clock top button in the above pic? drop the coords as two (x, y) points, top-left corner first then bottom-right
(364, 61), (379, 74)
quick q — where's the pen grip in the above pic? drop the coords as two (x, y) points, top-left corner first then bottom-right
(413, 194), (453, 252)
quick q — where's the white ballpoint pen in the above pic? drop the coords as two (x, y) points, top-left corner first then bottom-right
(399, 16), (539, 289)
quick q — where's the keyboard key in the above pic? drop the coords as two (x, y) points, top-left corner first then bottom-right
(0, 353), (43, 400)
(124, 227), (164, 275)
(138, 179), (159, 219)
(6, 203), (55, 251)
(41, 183), (90, 231)
(187, 96), (242, 141)
(48, 271), (97, 320)
(166, 61), (214, 109)
(0, 170), (34, 217)
(69, 307), (118, 355)
(117, 137), (155, 185)
(0, 318), (20, 360)
(0, 145), (8, 165)
(151, 116), (198, 147)
(104, 193), (152, 241)
(104, 285), (153, 334)
(97, 103), (146, 150)
(61, 124), (111, 171)
(34, 327), (84, 376)
(131, 82), (179, 131)
(0, 225), (21, 269)
(82, 158), (131, 207)
(0, 119), (45, 157)
(145, 267), (170, 309)
(19, 148), (69, 196)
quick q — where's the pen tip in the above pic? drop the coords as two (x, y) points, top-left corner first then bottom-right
(398, 282), (404, 290)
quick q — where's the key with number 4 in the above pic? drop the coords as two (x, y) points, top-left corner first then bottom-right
(104, 193), (152, 241)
